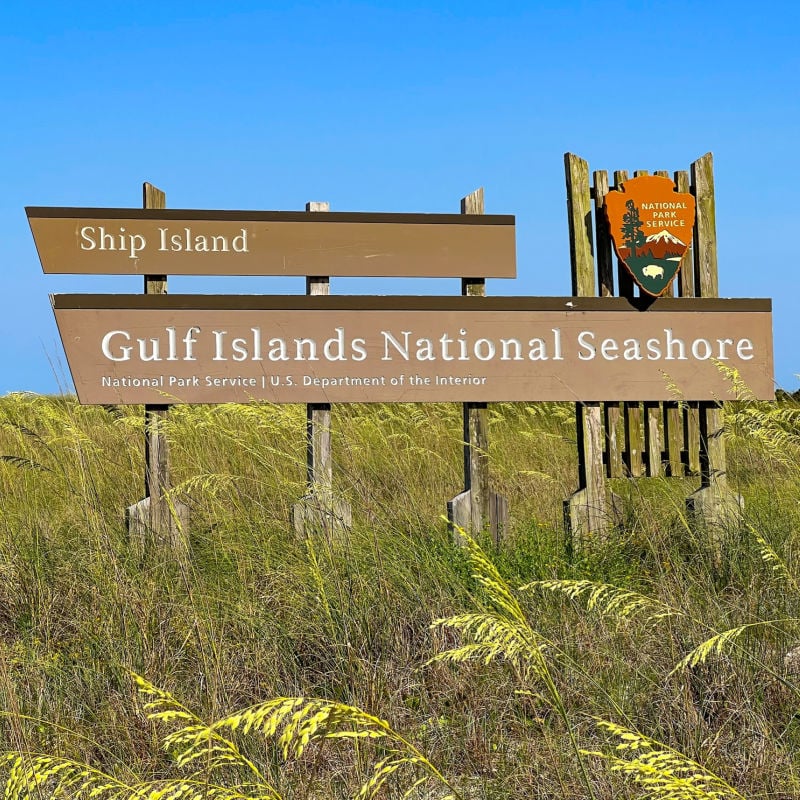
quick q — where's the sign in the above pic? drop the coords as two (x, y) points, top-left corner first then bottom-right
(52, 295), (774, 405)
(604, 175), (696, 296)
(26, 208), (516, 278)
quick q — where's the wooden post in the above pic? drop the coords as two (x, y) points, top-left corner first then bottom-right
(676, 169), (701, 475)
(447, 188), (508, 545)
(593, 170), (625, 481)
(291, 201), (352, 537)
(685, 153), (742, 541)
(564, 155), (611, 542)
(126, 183), (189, 556)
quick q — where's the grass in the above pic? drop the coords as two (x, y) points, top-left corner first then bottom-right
(1, 392), (800, 797)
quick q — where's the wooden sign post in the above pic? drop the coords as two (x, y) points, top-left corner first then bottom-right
(125, 183), (189, 557)
(29, 166), (771, 565)
(563, 152), (744, 556)
(447, 189), (508, 544)
(30, 198), (517, 551)
(291, 201), (352, 538)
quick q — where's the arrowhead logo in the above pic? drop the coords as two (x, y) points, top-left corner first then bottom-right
(604, 175), (696, 297)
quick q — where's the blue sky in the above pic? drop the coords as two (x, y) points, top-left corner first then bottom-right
(3, 1), (799, 393)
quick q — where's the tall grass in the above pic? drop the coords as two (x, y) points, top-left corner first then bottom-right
(1, 391), (800, 797)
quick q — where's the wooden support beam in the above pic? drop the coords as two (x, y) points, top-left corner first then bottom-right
(126, 183), (189, 557)
(685, 153), (742, 550)
(564, 154), (611, 542)
(291, 201), (352, 537)
(673, 169), (700, 475)
(447, 188), (508, 545)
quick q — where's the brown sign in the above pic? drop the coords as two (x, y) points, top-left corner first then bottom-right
(27, 208), (516, 278)
(52, 295), (773, 405)
(605, 175), (696, 297)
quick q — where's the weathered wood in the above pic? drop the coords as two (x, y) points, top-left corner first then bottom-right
(686, 153), (740, 546)
(613, 171), (646, 477)
(292, 201), (352, 537)
(448, 188), (508, 544)
(603, 402), (624, 478)
(610, 170), (643, 476)
(613, 171), (634, 298)
(565, 155), (610, 541)
(664, 402), (684, 476)
(673, 170), (699, 474)
(565, 154), (595, 297)
(692, 153), (718, 298)
(127, 183), (188, 556)
(624, 402), (645, 477)
(592, 171), (614, 297)
(674, 171), (696, 299)
(592, 171), (623, 478)
(644, 401), (662, 477)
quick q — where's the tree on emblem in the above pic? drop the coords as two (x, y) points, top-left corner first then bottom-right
(621, 199), (645, 259)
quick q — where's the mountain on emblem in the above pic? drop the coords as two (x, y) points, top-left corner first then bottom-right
(604, 175), (696, 297)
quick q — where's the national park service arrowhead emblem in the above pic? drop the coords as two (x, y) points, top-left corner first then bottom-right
(605, 175), (696, 297)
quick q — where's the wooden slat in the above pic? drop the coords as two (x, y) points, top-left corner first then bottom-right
(593, 171), (614, 297)
(674, 169), (700, 474)
(652, 169), (684, 474)
(614, 170), (644, 476)
(592, 170), (623, 478)
(603, 403), (624, 478)
(612, 172), (634, 301)
(566, 154), (595, 297)
(624, 401), (645, 478)
(664, 401), (684, 476)
(674, 170), (695, 298)
(692, 153), (718, 298)
(565, 154), (606, 533)
(644, 401), (662, 477)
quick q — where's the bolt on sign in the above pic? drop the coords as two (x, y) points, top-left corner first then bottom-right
(50, 296), (774, 405)
(604, 175), (696, 297)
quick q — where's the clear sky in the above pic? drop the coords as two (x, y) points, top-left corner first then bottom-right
(3, 1), (799, 394)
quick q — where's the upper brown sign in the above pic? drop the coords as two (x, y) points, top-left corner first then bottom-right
(52, 295), (774, 405)
(26, 208), (516, 278)
(605, 175), (696, 297)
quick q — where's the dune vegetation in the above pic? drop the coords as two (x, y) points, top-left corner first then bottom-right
(1, 392), (800, 798)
